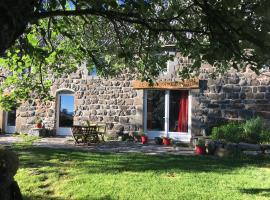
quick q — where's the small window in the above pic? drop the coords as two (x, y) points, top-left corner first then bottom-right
(22, 67), (31, 74)
(88, 65), (97, 77)
(161, 51), (175, 75)
(160, 59), (173, 75)
(165, 60), (172, 74)
(260, 64), (270, 72)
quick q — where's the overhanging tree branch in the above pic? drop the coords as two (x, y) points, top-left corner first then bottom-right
(33, 8), (209, 34)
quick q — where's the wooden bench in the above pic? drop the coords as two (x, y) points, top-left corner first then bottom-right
(71, 125), (99, 144)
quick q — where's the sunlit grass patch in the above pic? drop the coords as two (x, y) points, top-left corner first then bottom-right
(13, 145), (270, 200)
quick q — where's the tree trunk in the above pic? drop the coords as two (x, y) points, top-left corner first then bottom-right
(0, 149), (23, 200)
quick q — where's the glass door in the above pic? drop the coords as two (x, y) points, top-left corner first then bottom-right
(144, 90), (190, 141)
(146, 90), (165, 131)
(145, 90), (166, 139)
(56, 94), (74, 135)
(5, 110), (16, 133)
(169, 90), (189, 133)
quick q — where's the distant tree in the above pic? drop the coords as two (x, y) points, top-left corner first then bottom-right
(0, 0), (269, 109)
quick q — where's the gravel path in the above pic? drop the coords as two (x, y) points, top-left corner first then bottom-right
(0, 135), (24, 145)
(0, 135), (194, 155)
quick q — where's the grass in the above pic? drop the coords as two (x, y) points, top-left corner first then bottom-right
(10, 143), (270, 200)
(14, 133), (40, 144)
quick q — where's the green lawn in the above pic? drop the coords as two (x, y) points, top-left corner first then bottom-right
(12, 144), (270, 200)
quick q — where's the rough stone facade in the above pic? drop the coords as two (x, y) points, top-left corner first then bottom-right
(15, 67), (143, 135)
(192, 68), (270, 135)
(1, 56), (270, 139)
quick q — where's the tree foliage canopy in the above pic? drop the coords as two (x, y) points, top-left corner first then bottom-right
(0, 0), (269, 109)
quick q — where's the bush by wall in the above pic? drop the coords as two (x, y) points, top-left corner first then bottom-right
(211, 123), (243, 143)
(242, 117), (264, 144)
(211, 117), (270, 144)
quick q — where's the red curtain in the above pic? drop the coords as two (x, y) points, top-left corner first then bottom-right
(177, 91), (189, 132)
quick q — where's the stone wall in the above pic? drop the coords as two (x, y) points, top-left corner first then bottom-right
(192, 68), (270, 135)
(15, 67), (144, 135)
(3, 60), (270, 138)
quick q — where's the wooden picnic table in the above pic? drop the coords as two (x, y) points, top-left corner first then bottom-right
(72, 124), (106, 144)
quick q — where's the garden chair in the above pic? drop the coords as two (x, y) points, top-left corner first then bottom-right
(96, 123), (107, 142)
(83, 126), (99, 144)
(72, 125), (100, 144)
(71, 126), (85, 144)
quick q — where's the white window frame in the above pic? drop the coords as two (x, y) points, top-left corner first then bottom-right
(143, 90), (192, 142)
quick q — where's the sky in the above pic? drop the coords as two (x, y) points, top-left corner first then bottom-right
(60, 95), (74, 114)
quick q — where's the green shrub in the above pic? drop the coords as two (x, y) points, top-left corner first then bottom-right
(260, 129), (270, 144)
(241, 117), (264, 144)
(211, 117), (270, 144)
(211, 123), (243, 143)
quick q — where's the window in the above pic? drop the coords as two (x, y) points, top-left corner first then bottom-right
(145, 90), (189, 133)
(260, 64), (270, 73)
(59, 95), (74, 127)
(7, 110), (16, 126)
(161, 51), (176, 75)
(88, 65), (97, 77)
(23, 67), (31, 74)
(169, 90), (188, 132)
(147, 90), (165, 131)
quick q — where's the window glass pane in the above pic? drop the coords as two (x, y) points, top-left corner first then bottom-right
(7, 110), (16, 126)
(169, 91), (181, 132)
(88, 65), (97, 76)
(147, 90), (165, 131)
(59, 95), (74, 127)
(169, 90), (188, 132)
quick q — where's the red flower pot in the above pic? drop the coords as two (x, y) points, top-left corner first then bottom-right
(36, 123), (43, 128)
(195, 145), (206, 155)
(141, 136), (148, 144)
(163, 137), (170, 146)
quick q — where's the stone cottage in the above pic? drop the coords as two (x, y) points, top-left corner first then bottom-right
(0, 55), (270, 142)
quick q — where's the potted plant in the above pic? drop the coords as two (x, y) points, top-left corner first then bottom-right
(162, 137), (171, 146)
(132, 132), (141, 142)
(205, 140), (216, 155)
(139, 132), (148, 144)
(154, 137), (163, 145)
(36, 118), (43, 129)
(195, 139), (206, 155)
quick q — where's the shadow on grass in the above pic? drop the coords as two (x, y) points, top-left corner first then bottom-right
(23, 194), (63, 200)
(240, 188), (270, 197)
(23, 194), (114, 200)
(12, 145), (270, 175)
